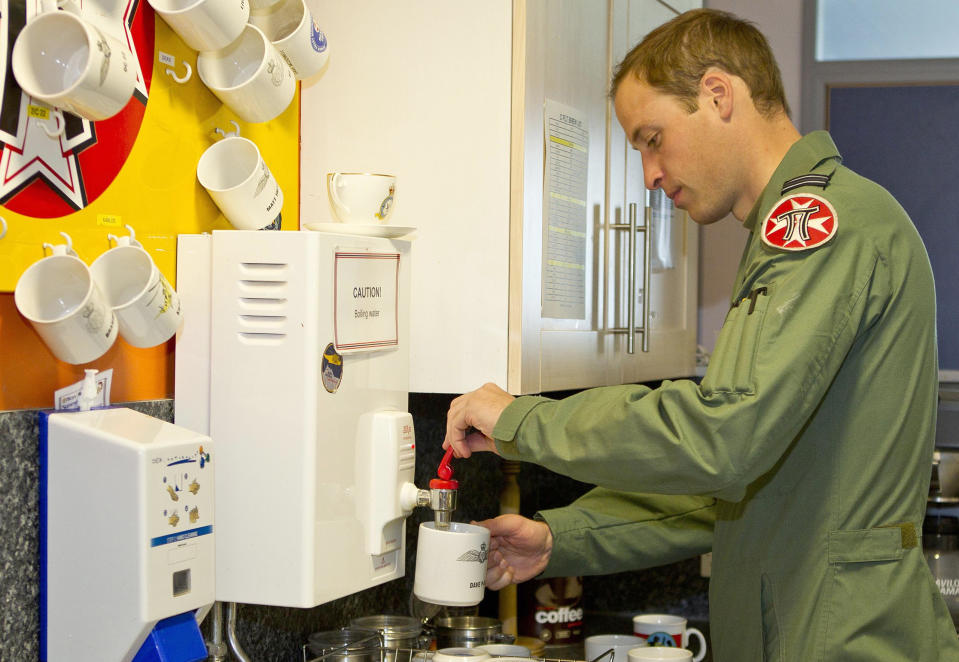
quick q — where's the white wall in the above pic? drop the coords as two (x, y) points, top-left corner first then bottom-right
(697, 0), (803, 353)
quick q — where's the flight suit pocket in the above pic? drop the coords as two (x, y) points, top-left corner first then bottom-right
(702, 286), (771, 395)
(823, 526), (925, 661)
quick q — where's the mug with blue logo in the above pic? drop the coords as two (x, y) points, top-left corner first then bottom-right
(632, 614), (706, 662)
(249, 0), (329, 80)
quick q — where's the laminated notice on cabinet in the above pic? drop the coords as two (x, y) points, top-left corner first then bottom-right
(333, 251), (400, 353)
(542, 99), (588, 320)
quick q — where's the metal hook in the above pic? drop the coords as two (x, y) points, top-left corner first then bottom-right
(0, 216), (7, 240)
(40, 110), (64, 138)
(165, 61), (192, 84)
(214, 120), (241, 139)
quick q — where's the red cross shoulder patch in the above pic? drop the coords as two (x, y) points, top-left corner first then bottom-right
(761, 193), (838, 252)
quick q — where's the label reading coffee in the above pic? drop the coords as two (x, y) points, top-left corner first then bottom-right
(519, 576), (583, 643)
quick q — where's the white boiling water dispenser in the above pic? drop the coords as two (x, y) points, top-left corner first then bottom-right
(175, 229), (465, 608)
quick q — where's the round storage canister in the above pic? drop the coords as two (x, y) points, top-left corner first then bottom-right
(307, 628), (382, 662)
(434, 616), (514, 649)
(350, 615), (426, 660)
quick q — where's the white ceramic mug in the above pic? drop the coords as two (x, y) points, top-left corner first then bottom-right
(632, 615), (706, 662)
(584, 634), (646, 662)
(433, 649), (491, 662)
(90, 237), (182, 348)
(147, 0), (249, 53)
(249, 0), (329, 80)
(627, 648), (692, 661)
(476, 645), (530, 658)
(12, 10), (137, 121)
(413, 522), (489, 607)
(197, 136), (284, 230)
(327, 172), (396, 224)
(196, 25), (296, 123)
(14, 243), (118, 364)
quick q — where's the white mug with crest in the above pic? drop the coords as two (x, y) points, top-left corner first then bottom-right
(196, 24), (296, 124)
(627, 648), (692, 661)
(90, 237), (183, 348)
(584, 634), (646, 662)
(14, 242), (118, 364)
(147, 0), (250, 53)
(632, 615), (706, 662)
(197, 136), (284, 230)
(249, 0), (329, 80)
(12, 10), (137, 121)
(413, 522), (489, 607)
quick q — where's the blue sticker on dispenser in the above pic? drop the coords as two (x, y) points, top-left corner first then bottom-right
(322, 343), (343, 393)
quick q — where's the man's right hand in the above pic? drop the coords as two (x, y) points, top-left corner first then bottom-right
(473, 514), (553, 590)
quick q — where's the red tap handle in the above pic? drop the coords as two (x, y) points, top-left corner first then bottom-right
(437, 446), (455, 480)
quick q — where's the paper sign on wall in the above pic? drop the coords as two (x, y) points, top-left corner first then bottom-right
(333, 251), (400, 353)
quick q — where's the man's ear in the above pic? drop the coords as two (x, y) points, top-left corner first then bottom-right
(701, 68), (733, 120)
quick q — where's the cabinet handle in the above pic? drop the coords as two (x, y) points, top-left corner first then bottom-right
(609, 194), (650, 354)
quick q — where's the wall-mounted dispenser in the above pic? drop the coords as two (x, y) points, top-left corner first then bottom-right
(175, 229), (422, 608)
(39, 408), (214, 662)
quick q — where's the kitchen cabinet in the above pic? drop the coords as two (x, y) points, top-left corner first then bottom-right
(301, 0), (699, 395)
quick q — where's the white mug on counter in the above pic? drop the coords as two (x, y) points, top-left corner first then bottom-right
(249, 0), (329, 80)
(12, 10), (137, 121)
(14, 240), (118, 364)
(632, 615), (706, 662)
(584, 634), (646, 662)
(627, 648), (693, 661)
(413, 522), (489, 607)
(90, 236), (182, 348)
(196, 25), (296, 123)
(147, 0), (249, 53)
(197, 136), (283, 230)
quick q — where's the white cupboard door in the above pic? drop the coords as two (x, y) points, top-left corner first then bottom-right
(607, 0), (700, 385)
(510, 0), (617, 394)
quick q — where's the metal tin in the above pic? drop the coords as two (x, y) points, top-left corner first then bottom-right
(433, 616), (514, 649)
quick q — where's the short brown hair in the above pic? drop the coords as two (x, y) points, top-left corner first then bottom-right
(610, 9), (789, 118)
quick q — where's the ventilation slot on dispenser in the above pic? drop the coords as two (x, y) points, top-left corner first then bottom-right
(236, 262), (290, 344)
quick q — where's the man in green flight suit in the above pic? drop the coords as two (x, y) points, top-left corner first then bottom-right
(443, 9), (959, 662)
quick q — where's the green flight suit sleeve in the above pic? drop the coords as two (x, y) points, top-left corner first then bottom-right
(535, 489), (716, 577)
(491, 225), (884, 504)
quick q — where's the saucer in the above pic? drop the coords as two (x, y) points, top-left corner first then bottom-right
(304, 222), (416, 238)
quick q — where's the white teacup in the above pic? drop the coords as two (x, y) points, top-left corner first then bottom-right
(196, 25), (296, 123)
(14, 243), (118, 364)
(327, 172), (396, 224)
(627, 648), (692, 661)
(413, 522), (489, 607)
(12, 11), (137, 121)
(90, 238), (182, 348)
(249, 0), (329, 80)
(632, 615), (705, 662)
(197, 136), (284, 230)
(147, 0), (249, 53)
(584, 634), (646, 662)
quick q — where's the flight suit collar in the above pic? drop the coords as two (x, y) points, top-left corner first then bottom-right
(742, 131), (842, 232)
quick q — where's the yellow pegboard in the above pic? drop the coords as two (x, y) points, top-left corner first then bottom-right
(0, 15), (300, 292)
